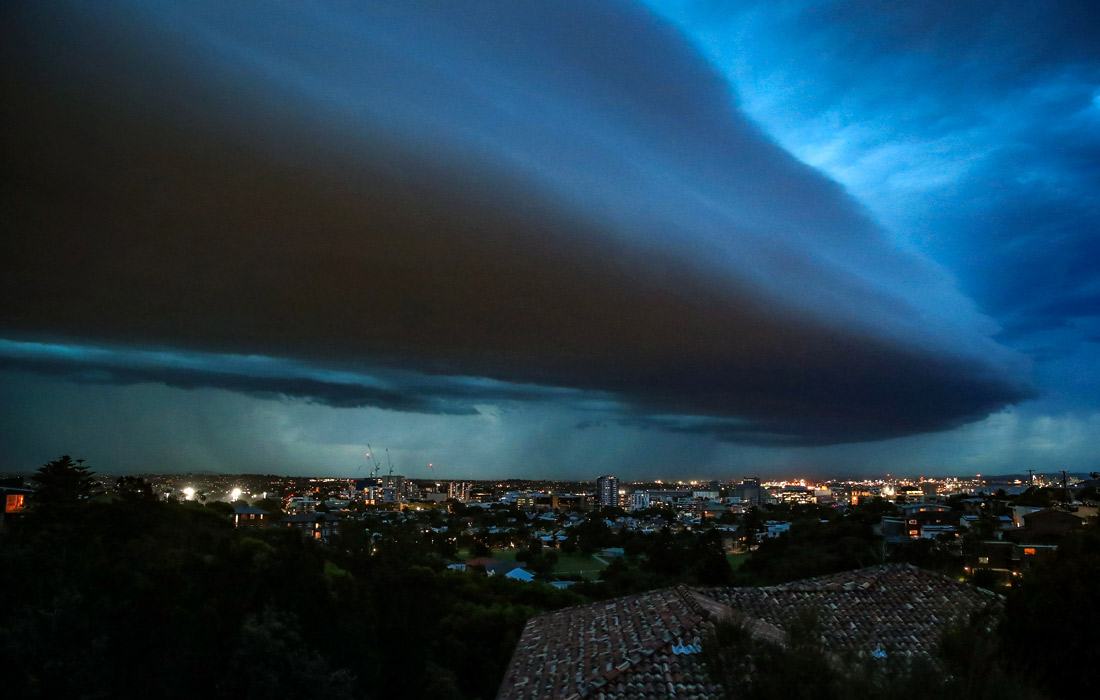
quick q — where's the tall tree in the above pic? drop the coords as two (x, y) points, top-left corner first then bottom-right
(30, 455), (97, 510)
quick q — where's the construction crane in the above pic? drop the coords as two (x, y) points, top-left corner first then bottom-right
(365, 444), (383, 479)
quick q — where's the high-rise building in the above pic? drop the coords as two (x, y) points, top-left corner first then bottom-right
(596, 475), (619, 507)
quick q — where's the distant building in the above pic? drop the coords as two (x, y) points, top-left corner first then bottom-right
(647, 489), (693, 506)
(286, 496), (317, 513)
(232, 505), (269, 529)
(383, 474), (406, 503)
(629, 491), (650, 511)
(778, 485), (814, 505)
(596, 475), (619, 508)
(447, 481), (471, 502)
(283, 512), (341, 540)
(733, 477), (765, 505)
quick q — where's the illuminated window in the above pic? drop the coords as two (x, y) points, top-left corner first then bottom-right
(1024, 548), (1036, 555)
(978, 556), (990, 564)
(5, 494), (26, 513)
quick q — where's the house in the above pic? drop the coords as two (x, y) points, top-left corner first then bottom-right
(907, 510), (962, 539)
(465, 556), (499, 571)
(1008, 504), (1046, 527)
(1011, 508), (1085, 541)
(232, 505), (269, 528)
(496, 565), (996, 700)
(880, 516), (907, 542)
(763, 521), (791, 538)
(965, 541), (1014, 574)
(283, 511), (341, 540)
(484, 562), (535, 581)
(899, 502), (952, 517)
(0, 480), (32, 533)
(285, 496), (317, 513)
(505, 567), (536, 583)
(1010, 544), (1058, 572)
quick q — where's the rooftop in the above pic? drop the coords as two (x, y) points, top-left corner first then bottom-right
(497, 565), (997, 700)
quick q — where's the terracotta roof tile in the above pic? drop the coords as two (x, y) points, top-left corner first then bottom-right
(702, 564), (998, 657)
(497, 565), (997, 700)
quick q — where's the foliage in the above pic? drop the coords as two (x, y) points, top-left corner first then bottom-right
(701, 607), (1047, 700)
(515, 539), (558, 576)
(999, 518), (1100, 698)
(734, 515), (882, 585)
(0, 491), (584, 700)
(115, 475), (157, 502)
(29, 455), (98, 511)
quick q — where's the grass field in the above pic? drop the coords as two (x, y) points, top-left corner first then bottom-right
(455, 548), (608, 580)
(551, 552), (609, 580)
(726, 553), (750, 571)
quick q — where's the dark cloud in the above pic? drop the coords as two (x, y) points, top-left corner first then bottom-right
(0, 350), (474, 415)
(1, 0), (1031, 446)
(0, 340), (605, 415)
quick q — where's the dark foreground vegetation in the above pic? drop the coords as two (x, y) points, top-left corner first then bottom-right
(1, 459), (583, 699)
(2, 457), (1096, 699)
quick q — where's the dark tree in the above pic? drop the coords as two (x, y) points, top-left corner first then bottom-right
(30, 455), (97, 510)
(115, 475), (157, 502)
(1001, 520), (1100, 698)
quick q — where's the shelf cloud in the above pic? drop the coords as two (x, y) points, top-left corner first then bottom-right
(1, 0), (1032, 446)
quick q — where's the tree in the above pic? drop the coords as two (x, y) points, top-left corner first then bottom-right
(226, 608), (355, 699)
(691, 530), (734, 585)
(736, 507), (765, 549)
(115, 475), (156, 502)
(1000, 519), (1100, 697)
(31, 455), (97, 510)
(205, 500), (234, 516)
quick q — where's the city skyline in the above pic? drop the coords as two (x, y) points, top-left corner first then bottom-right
(2, 1), (1098, 479)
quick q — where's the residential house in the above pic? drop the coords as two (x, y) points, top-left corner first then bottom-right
(485, 561), (535, 582)
(1009, 508), (1085, 542)
(283, 511), (342, 540)
(1, 481), (32, 533)
(232, 505), (270, 529)
(965, 541), (1014, 574)
(497, 565), (996, 700)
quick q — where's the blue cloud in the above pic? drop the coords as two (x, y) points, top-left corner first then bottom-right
(1, 0), (1035, 449)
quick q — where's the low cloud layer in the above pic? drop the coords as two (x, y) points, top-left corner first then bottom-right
(1, 0), (1032, 447)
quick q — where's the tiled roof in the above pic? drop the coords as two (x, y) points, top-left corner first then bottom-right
(497, 565), (997, 700)
(702, 564), (998, 657)
(233, 506), (269, 515)
(497, 585), (719, 700)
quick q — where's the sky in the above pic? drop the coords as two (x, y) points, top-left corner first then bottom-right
(2, 0), (1097, 480)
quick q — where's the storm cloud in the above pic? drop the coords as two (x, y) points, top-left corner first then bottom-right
(1, 0), (1032, 448)
(658, 0), (1100, 345)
